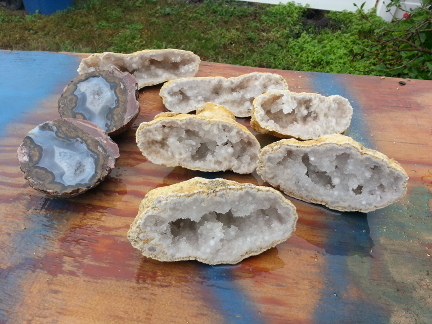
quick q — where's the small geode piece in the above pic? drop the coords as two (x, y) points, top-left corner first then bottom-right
(58, 69), (140, 136)
(251, 90), (353, 140)
(17, 118), (120, 197)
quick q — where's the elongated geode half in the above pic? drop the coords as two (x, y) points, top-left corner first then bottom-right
(257, 135), (408, 212)
(159, 72), (289, 117)
(136, 103), (260, 174)
(128, 177), (298, 265)
(58, 69), (140, 136)
(17, 118), (120, 197)
(77, 49), (201, 89)
(251, 90), (353, 140)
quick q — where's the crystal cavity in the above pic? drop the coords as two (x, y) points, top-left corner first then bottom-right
(73, 76), (118, 130)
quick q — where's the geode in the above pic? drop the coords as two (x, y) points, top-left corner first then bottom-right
(251, 90), (353, 140)
(58, 69), (140, 136)
(127, 177), (298, 265)
(257, 134), (408, 212)
(17, 118), (120, 197)
(159, 72), (289, 117)
(77, 49), (201, 89)
(135, 103), (261, 174)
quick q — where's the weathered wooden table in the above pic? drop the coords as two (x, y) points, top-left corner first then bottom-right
(1, 50), (431, 323)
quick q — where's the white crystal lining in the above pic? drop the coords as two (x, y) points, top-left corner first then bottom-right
(160, 73), (288, 117)
(139, 189), (295, 262)
(260, 144), (406, 210)
(138, 119), (259, 173)
(254, 91), (352, 139)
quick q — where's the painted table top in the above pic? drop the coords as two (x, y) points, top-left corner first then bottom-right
(0, 50), (431, 324)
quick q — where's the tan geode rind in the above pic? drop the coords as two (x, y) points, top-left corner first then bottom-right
(135, 103), (260, 173)
(250, 90), (353, 140)
(127, 177), (298, 265)
(257, 134), (409, 212)
(77, 49), (200, 89)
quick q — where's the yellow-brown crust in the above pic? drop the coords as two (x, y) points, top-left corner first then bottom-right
(250, 115), (288, 139)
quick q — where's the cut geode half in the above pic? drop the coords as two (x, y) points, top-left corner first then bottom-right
(77, 49), (201, 89)
(257, 134), (409, 212)
(127, 177), (298, 265)
(58, 69), (140, 136)
(159, 72), (289, 117)
(251, 90), (353, 140)
(17, 118), (120, 197)
(135, 103), (260, 174)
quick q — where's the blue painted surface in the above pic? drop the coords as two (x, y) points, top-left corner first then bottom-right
(309, 72), (374, 149)
(23, 0), (73, 15)
(0, 51), (79, 321)
(310, 73), (388, 323)
(0, 198), (74, 321)
(200, 264), (264, 324)
(0, 50), (79, 137)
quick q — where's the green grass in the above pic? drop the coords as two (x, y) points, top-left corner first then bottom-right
(0, 0), (425, 78)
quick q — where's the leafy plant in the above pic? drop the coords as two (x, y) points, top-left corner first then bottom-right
(0, 0), (428, 79)
(358, 0), (432, 79)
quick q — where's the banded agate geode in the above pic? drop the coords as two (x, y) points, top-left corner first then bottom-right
(17, 118), (119, 197)
(58, 69), (139, 136)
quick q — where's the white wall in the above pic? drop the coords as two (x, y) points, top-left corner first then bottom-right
(239, 0), (423, 22)
(376, 0), (422, 21)
(242, 0), (377, 12)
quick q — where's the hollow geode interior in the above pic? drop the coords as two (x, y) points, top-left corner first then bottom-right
(258, 136), (408, 212)
(127, 178), (298, 265)
(136, 104), (260, 174)
(252, 90), (353, 139)
(17, 118), (119, 197)
(77, 49), (201, 89)
(160, 72), (289, 117)
(58, 69), (139, 136)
